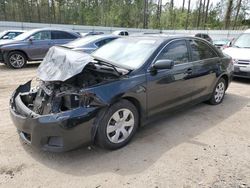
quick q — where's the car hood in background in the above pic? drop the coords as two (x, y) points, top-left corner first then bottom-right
(223, 47), (250, 60)
(37, 46), (94, 82)
(0, 39), (20, 46)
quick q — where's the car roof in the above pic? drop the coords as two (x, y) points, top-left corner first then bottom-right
(78, 34), (119, 41)
(5, 30), (26, 32)
(112, 30), (128, 34)
(27, 27), (79, 34)
(131, 34), (198, 41)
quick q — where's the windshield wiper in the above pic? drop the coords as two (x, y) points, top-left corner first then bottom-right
(94, 60), (122, 76)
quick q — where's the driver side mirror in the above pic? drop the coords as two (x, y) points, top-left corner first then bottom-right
(28, 36), (35, 43)
(152, 59), (175, 70)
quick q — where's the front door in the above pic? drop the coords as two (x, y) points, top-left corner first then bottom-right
(146, 39), (196, 116)
(27, 30), (52, 60)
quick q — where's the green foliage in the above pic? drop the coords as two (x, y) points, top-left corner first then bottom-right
(0, 0), (249, 29)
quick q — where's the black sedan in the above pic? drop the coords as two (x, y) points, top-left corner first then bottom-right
(10, 36), (233, 152)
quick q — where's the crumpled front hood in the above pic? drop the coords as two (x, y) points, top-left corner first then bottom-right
(223, 47), (250, 60)
(37, 46), (94, 82)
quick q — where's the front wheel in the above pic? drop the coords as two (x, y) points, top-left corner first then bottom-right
(208, 78), (226, 105)
(96, 99), (139, 150)
(6, 51), (27, 69)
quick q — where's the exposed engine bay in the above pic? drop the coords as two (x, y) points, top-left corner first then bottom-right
(13, 46), (130, 116)
(19, 63), (124, 115)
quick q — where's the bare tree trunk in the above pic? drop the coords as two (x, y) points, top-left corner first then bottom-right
(233, 0), (242, 29)
(185, 0), (191, 29)
(201, 0), (206, 27)
(170, 0), (174, 28)
(182, 0), (185, 12)
(51, 0), (56, 23)
(224, 0), (233, 29)
(156, 0), (162, 28)
(2, 0), (7, 20)
(47, 0), (51, 23)
(196, 0), (202, 29)
(36, 0), (41, 23)
(143, 0), (148, 29)
(204, 0), (210, 29)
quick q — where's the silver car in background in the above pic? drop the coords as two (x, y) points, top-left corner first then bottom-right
(0, 28), (81, 69)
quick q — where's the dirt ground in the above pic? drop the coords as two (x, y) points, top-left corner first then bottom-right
(0, 63), (250, 188)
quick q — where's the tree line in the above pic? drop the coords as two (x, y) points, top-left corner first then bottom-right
(0, 0), (249, 30)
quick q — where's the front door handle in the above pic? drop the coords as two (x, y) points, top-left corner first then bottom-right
(185, 68), (193, 75)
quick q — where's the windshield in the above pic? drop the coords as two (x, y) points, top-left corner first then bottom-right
(233, 33), (250, 48)
(213, 39), (230, 45)
(65, 35), (103, 48)
(13, 30), (35, 40)
(0, 31), (6, 38)
(92, 38), (159, 69)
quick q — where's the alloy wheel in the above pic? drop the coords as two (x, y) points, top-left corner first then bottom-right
(9, 54), (25, 68)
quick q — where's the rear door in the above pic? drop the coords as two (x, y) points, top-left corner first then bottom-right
(51, 31), (78, 46)
(27, 30), (52, 60)
(146, 39), (196, 116)
(187, 39), (220, 100)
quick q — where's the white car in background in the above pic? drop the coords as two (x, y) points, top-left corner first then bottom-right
(223, 29), (250, 78)
(112, 30), (129, 36)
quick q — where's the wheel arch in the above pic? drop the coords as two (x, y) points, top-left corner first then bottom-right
(6, 50), (29, 61)
(219, 74), (229, 90)
(91, 96), (143, 143)
(122, 96), (142, 126)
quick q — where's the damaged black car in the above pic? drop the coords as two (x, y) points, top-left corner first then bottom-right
(10, 36), (233, 152)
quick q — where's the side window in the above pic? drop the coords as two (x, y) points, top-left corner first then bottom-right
(95, 39), (106, 47)
(157, 40), (189, 65)
(32, 31), (51, 40)
(95, 38), (116, 47)
(189, 39), (218, 61)
(124, 32), (129, 36)
(51, 31), (77, 39)
(6, 32), (19, 39)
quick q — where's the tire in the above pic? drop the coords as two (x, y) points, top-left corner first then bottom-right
(96, 99), (139, 150)
(6, 51), (27, 69)
(208, 78), (226, 105)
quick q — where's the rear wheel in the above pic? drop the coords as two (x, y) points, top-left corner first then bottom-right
(6, 51), (27, 69)
(96, 99), (138, 150)
(208, 78), (226, 105)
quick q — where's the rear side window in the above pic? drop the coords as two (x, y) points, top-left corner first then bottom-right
(32, 31), (51, 40)
(157, 40), (189, 64)
(51, 31), (77, 39)
(95, 39), (106, 47)
(189, 39), (217, 61)
(95, 38), (116, 47)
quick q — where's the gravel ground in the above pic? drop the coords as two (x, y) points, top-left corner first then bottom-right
(0, 63), (250, 188)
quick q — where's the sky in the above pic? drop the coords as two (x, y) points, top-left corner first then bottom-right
(161, 0), (221, 9)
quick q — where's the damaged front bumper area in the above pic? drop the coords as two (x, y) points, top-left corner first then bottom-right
(9, 81), (101, 152)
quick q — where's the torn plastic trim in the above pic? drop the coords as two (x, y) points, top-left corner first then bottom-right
(10, 82), (104, 130)
(11, 80), (108, 118)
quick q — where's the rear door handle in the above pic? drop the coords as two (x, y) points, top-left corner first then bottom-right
(185, 68), (193, 75)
